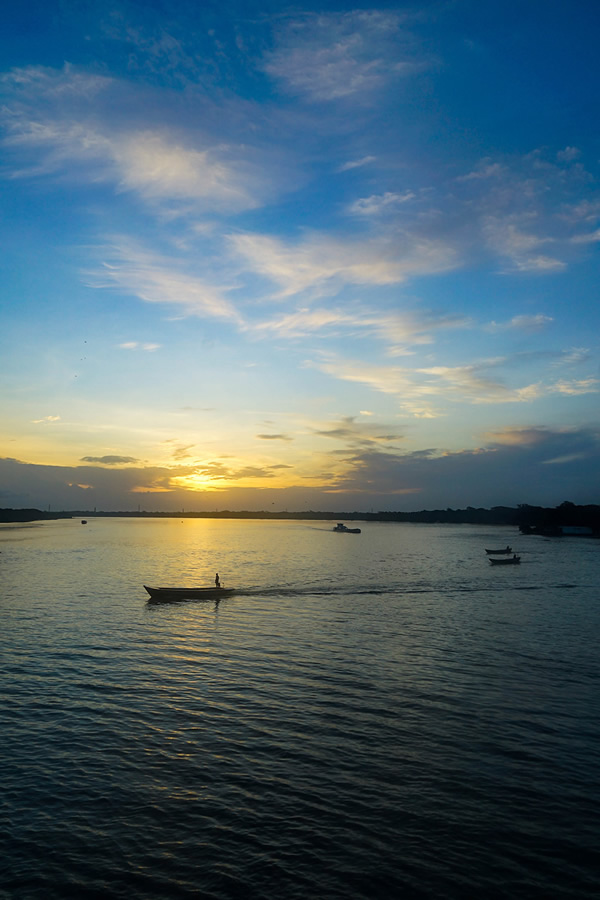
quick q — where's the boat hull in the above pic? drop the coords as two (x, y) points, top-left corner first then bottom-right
(485, 548), (512, 554)
(489, 557), (520, 565)
(144, 585), (235, 601)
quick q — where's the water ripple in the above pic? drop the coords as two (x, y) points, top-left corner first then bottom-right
(2, 520), (599, 898)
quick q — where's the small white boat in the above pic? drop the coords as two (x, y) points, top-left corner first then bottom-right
(144, 585), (235, 601)
(333, 523), (361, 534)
(485, 546), (512, 555)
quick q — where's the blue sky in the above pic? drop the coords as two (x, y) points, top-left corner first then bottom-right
(1, 0), (599, 512)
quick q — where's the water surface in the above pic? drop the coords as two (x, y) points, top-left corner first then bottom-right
(1, 519), (599, 899)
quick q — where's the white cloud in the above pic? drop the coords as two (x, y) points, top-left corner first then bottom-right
(542, 453), (586, 464)
(562, 199), (600, 224)
(310, 356), (442, 417)
(1, 64), (112, 99)
(557, 146), (580, 163)
(90, 239), (242, 322)
(551, 378), (599, 395)
(311, 350), (597, 412)
(457, 161), (505, 181)
(418, 364), (544, 404)
(348, 191), (415, 216)
(554, 347), (590, 367)
(338, 156), (376, 172)
(251, 306), (468, 355)
(262, 11), (420, 102)
(7, 120), (258, 212)
(308, 351), (555, 414)
(2, 65), (262, 213)
(110, 132), (257, 210)
(118, 341), (161, 351)
(514, 255), (567, 272)
(484, 216), (566, 272)
(229, 231), (458, 298)
(485, 314), (553, 333)
(571, 228), (600, 244)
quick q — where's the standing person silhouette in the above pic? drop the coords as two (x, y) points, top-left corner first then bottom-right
(215, 573), (221, 588)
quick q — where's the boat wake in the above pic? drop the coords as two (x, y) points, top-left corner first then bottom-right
(214, 582), (579, 598)
(145, 582), (580, 603)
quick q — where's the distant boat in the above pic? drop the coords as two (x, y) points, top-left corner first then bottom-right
(489, 555), (520, 565)
(485, 546), (511, 554)
(144, 585), (235, 601)
(333, 523), (361, 534)
(81, 520), (87, 525)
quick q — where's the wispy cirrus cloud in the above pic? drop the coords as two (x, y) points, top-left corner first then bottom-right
(348, 191), (416, 216)
(111, 131), (259, 211)
(7, 121), (260, 213)
(483, 216), (566, 273)
(312, 348), (598, 414)
(87, 238), (243, 322)
(251, 305), (469, 357)
(417, 364), (545, 404)
(118, 341), (161, 351)
(2, 65), (264, 214)
(485, 314), (554, 333)
(229, 231), (458, 298)
(310, 353), (551, 414)
(452, 148), (600, 272)
(262, 10), (423, 102)
(338, 155), (376, 172)
(309, 356), (440, 418)
(571, 228), (600, 244)
(1, 64), (112, 100)
(456, 160), (506, 182)
(550, 378), (599, 395)
(553, 347), (591, 367)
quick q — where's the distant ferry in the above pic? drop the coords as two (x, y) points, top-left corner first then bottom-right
(332, 523), (361, 534)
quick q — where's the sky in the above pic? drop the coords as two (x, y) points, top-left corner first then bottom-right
(1, 0), (599, 513)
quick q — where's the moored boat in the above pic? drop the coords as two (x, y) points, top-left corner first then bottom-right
(333, 523), (361, 534)
(144, 585), (235, 601)
(489, 555), (520, 565)
(485, 546), (512, 554)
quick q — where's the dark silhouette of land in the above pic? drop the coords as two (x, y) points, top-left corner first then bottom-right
(1, 502), (599, 534)
(0, 508), (70, 522)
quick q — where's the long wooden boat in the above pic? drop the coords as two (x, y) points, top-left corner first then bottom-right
(144, 585), (235, 601)
(485, 546), (512, 554)
(489, 556), (520, 565)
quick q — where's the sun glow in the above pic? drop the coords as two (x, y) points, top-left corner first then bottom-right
(170, 473), (228, 492)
